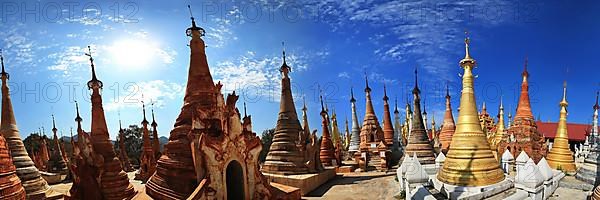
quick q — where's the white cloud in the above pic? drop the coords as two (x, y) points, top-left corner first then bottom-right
(338, 72), (350, 79)
(104, 80), (184, 111)
(47, 46), (89, 78)
(211, 51), (313, 103)
(48, 31), (176, 78)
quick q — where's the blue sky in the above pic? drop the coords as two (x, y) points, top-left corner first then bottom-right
(0, 0), (599, 140)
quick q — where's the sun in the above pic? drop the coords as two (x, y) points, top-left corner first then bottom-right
(107, 39), (155, 70)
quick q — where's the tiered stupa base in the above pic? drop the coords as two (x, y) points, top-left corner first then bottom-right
(576, 149), (600, 184)
(404, 143), (435, 165)
(432, 177), (512, 200)
(100, 158), (136, 199)
(146, 126), (197, 200)
(262, 149), (308, 175)
(6, 137), (51, 198)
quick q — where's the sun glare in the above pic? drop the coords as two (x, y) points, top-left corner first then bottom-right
(108, 39), (155, 70)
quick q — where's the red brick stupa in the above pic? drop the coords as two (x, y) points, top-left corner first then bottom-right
(319, 95), (336, 166)
(439, 85), (456, 154)
(146, 9), (273, 199)
(118, 120), (134, 172)
(498, 59), (547, 162)
(135, 102), (156, 182)
(0, 125), (26, 200)
(84, 46), (136, 199)
(47, 115), (69, 174)
(150, 104), (161, 159)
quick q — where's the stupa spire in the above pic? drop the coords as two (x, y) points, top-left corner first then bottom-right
(515, 57), (533, 119)
(147, 9), (223, 198)
(501, 56), (546, 162)
(394, 96), (399, 114)
(319, 94), (335, 166)
(359, 72), (384, 153)
(0, 49), (5, 78)
(84, 44), (136, 198)
(348, 87), (361, 154)
(48, 114), (68, 174)
(546, 81), (576, 172)
(261, 44), (308, 174)
(493, 96), (506, 149)
(438, 34), (504, 186)
(382, 84), (394, 145)
(75, 101), (82, 132)
(404, 67), (436, 164)
(149, 102), (160, 158)
(0, 50), (50, 197)
(592, 91), (599, 141)
(136, 100), (156, 181)
(301, 96), (310, 143)
(595, 91), (599, 110)
(141, 101), (150, 144)
(393, 96), (403, 148)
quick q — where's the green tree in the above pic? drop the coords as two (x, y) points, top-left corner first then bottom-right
(114, 125), (143, 166)
(259, 128), (275, 163)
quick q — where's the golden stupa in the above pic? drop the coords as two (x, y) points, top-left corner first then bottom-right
(437, 33), (505, 186)
(546, 82), (576, 173)
(492, 97), (506, 150)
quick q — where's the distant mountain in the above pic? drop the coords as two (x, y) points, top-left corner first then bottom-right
(159, 136), (168, 151)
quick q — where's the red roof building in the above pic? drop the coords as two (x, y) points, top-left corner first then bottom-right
(536, 120), (597, 142)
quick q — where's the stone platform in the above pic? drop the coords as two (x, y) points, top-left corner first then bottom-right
(263, 167), (336, 195)
(270, 182), (301, 200)
(432, 177), (514, 200)
(336, 166), (355, 173)
(41, 171), (65, 184)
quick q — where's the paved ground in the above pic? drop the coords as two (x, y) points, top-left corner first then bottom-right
(550, 187), (590, 199)
(46, 170), (593, 199)
(303, 171), (400, 200)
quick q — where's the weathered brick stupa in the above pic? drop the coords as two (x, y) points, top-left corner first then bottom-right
(300, 99), (324, 173)
(151, 105), (161, 159)
(357, 74), (389, 170)
(135, 102), (156, 182)
(358, 75), (384, 150)
(437, 34), (504, 186)
(261, 44), (309, 174)
(0, 124), (26, 200)
(39, 132), (50, 171)
(0, 51), (50, 198)
(67, 102), (103, 200)
(84, 46), (136, 199)
(319, 95), (336, 166)
(546, 82), (576, 173)
(47, 115), (69, 174)
(118, 121), (134, 172)
(147, 10), (272, 199)
(479, 102), (496, 149)
(498, 59), (547, 162)
(348, 88), (361, 156)
(382, 85), (394, 146)
(382, 85), (401, 165)
(403, 69), (436, 165)
(301, 98), (311, 150)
